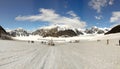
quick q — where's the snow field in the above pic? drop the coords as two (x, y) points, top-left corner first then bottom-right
(0, 39), (120, 69)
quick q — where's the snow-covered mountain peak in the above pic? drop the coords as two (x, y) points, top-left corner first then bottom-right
(7, 25), (111, 37)
(39, 25), (72, 31)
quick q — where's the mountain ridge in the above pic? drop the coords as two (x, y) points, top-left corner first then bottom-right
(7, 25), (110, 37)
(0, 26), (11, 39)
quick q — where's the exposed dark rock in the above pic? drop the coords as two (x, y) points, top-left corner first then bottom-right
(84, 26), (108, 34)
(32, 27), (78, 37)
(57, 29), (77, 37)
(85, 29), (95, 34)
(32, 27), (58, 37)
(0, 26), (12, 40)
(97, 30), (105, 34)
(43, 29), (78, 37)
(105, 25), (120, 35)
(9, 28), (29, 37)
(75, 29), (84, 35)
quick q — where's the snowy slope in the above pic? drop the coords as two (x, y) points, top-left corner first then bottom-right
(0, 39), (120, 69)
(91, 33), (120, 40)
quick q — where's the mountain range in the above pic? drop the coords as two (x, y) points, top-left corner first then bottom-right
(6, 25), (110, 37)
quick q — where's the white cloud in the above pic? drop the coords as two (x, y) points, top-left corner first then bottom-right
(95, 15), (103, 20)
(67, 11), (77, 17)
(109, 0), (114, 5)
(110, 11), (120, 23)
(15, 8), (86, 28)
(89, 0), (114, 13)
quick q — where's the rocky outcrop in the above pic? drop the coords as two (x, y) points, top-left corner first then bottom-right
(9, 28), (29, 37)
(33, 27), (58, 36)
(0, 26), (11, 40)
(105, 25), (120, 35)
(32, 27), (78, 37)
(55, 29), (78, 37)
(84, 26), (107, 34)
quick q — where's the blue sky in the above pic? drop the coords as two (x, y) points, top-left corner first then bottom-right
(0, 0), (120, 30)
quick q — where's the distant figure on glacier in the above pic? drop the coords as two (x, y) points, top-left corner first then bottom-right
(48, 39), (55, 46)
(28, 40), (34, 43)
(28, 40), (30, 43)
(31, 41), (34, 43)
(119, 40), (120, 46)
(107, 39), (109, 45)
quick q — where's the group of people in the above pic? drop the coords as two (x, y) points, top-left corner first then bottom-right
(41, 40), (55, 46)
(28, 40), (34, 43)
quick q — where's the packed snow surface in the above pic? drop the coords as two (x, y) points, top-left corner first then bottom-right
(12, 34), (102, 42)
(0, 37), (120, 69)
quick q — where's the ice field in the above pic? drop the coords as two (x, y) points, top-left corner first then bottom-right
(0, 36), (120, 69)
